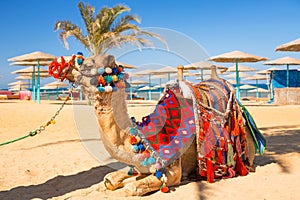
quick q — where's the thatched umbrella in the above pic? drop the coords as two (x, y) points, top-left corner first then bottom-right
(209, 50), (268, 100)
(244, 75), (267, 98)
(275, 38), (300, 52)
(151, 66), (177, 81)
(264, 56), (300, 87)
(8, 51), (56, 104)
(44, 81), (69, 99)
(183, 61), (227, 81)
(135, 69), (156, 100)
(226, 65), (256, 72)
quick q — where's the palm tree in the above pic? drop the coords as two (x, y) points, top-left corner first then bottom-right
(54, 2), (166, 55)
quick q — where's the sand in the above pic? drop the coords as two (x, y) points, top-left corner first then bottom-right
(0, 100), (299, 200)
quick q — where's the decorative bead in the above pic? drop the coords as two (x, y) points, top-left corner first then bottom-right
(136, 153), (144, 160)
(149, 166), (156, 174)
(115, 80), (126, 88)
(97, 86), (105, 92)
(124, 73), (129, 80)
(143, 150), (150, 158)
(112, 86), (117, 91)
(97, 68), (104, 75)
(111, 75), (118, 82)
(50, 120), (56, 124)
(130, 136), (137, 145)
(118, 67), (123, 73)
(104, 75), (113, 84)
(138, 143), (145, 151)
(131, 145), (139, 153)
(104, 85), (113, 92)
(141, 158), (150, 166)
(117, 73), (124, 80)
(129, 127), (137, 136)
(105, 67), (112, 74)
(160, 183), (169, 193)
(155, 170), (163, 179)
(148, 156), (156, 165)
(161, 174), (168, 183)
(97, 75), (106, 85)
(154, 162), (162, 170)
(135, 136), (141, 143)
(112, 67), (119, 74)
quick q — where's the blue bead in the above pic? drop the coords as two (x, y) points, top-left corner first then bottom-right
(141, 158), (150, 166)
(97, 68), (105, 74)
(155, 170), (162, 179)
(132, 145), (139, 153)
(112, 67), (119, 74)
(97, 86), (105, 92)
(148, 156), (156, 164)
(129, 127), (137, 136)
(138, 143), (145, 151)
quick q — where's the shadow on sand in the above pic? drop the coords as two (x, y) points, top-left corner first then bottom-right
(0, 162), (127, 200)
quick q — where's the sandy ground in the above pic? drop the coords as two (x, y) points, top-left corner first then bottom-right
(0, 100), (299, 200)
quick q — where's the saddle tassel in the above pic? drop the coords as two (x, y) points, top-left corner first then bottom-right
(206, 158), (214, 183)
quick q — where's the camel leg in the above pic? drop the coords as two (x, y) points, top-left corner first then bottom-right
(118, 159), (182, 196)
(99, 170), (138, 191)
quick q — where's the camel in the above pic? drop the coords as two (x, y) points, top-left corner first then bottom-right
(49, 54), (266, 196)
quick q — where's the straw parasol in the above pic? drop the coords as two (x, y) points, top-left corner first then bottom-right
(115, 61), (138, 69)
(264, 56), (300, 87)
(151, 66), (177, 81)
(244, 75), (268, 98)
(226, 65), (256, 72)
(8, 81), (29, 86)
(275, 38), (300, 52)
(135, 69), (156, 100)
(209, 50), (268, 100)
(44, 81), (69, 99)
(183, 61), (227, 81)
(257, 67), (280, 75)
(8, 51), (56, 104)
(223, 72), (252, 79)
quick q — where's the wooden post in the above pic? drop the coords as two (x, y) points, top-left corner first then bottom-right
(177, 65), (184, 81)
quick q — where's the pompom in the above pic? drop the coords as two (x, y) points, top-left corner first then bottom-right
(143, 150), (150, 158)
(104, 85), (113, 92)
(104, 75), (113, 84)
(111, 75), (118, 82)
(112, 86), (117, 91)
(138, 143), (145, 151)
(130, 136), (137, 145)
(135, 136), (141, 143)
(97, 85), (105, 92)
(97, 75), (106, 86)
(97, 68), (105, 75)
(129, 127), (137, 136)
(154, 162), (162, 170)
(160, 183), (169, 193)
(105, 67), (112, 74)
(124, 73), (129, 80)
(115, 81), (126, 89)
(112, 67), (119, 74)
(149, 166), (156, 174)
(118, 67), (123, 73)
(141, 158), (150, 166)
(161, 174), (168, 183)
(117, 73), (124, 80)
(136, 153), (144, 160)
(155, 170), (163, 179)
(148, 156), (156, 164)
(132, 145), (139, 153)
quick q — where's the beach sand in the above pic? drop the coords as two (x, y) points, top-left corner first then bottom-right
(0, 100), (299, 200)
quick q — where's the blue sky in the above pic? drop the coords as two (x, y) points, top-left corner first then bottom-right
(1, 0), (300, 88)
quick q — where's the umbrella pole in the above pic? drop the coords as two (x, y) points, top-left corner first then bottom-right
(130, 77), (133, 100)
(32, 66), (36, 101)
(286, 64), (289, 87)
(80, 90), (83, 101)
(235, 59), (240, 100)
(168, 72), (170, 81)
(256, 79), (259, 98)
(148, 74), (152, 100)
(37, 60), (41, 104)
(159, 78), (162, 95)
(201, 68), (204, 81)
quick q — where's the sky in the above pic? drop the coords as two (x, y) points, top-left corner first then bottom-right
(1, 0), (300, 89)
